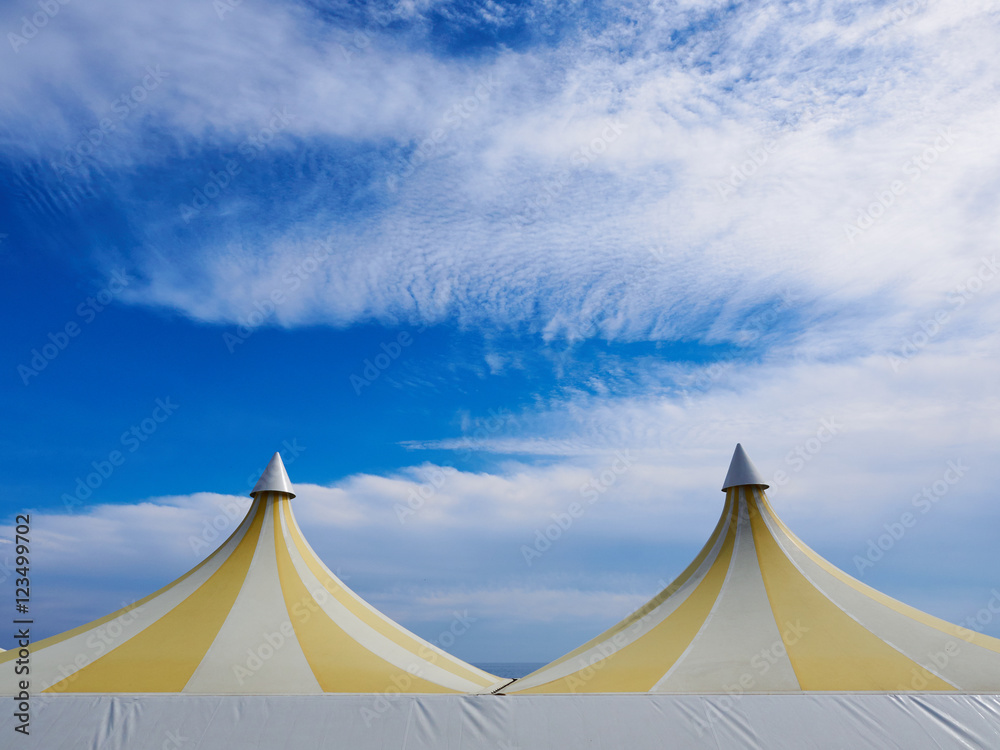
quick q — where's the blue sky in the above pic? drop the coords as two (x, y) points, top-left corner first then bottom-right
(2, 0), (1000, 663)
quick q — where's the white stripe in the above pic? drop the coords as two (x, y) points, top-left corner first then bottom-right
(184, 494), (322, 694)
(0, 498), (261, 695)
(509, 498), (733, 692)
(754, 490), (964, 690)
(653, 488), (800, 692)
(278, 500), (485, 693)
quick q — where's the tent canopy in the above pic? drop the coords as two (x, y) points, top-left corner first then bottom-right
(1, 453), (501, 695)
(506, 444), (1000, 694)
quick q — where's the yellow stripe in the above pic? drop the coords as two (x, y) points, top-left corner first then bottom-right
(273, 496), (453, 693)
(43, 498), (266, 693)
(747, 490), (953, 691)
(280, 497), (494, 687)
(0, 499), (255, 666)
(517, 493), (739, 693)
(525, 490), (737, 678)
(757, 491), (1000, 655)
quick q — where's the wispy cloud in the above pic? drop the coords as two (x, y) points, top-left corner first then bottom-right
(4, 1), (998, 350)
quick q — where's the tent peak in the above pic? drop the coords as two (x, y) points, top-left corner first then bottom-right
(250, 452), (296, 498)
(721, 443), (768, 490)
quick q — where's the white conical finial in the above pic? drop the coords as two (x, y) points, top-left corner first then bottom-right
(250, 452), (296, 498)
(721, 443), (768, 491)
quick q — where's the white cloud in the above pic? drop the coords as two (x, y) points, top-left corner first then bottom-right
(3, 0), (996, 345)
(380, 586), (651, 625)
(65, 1), (993, 357)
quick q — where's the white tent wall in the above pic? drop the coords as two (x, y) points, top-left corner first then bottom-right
(3, 693), (1000, 749)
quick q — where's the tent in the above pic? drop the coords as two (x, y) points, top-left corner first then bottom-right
(506, 444), (1000, 694)
(2, 446), (998, 749)
(0, 453), (500, 696)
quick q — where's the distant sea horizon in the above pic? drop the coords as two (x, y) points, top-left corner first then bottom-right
(474, 663), (546, 680)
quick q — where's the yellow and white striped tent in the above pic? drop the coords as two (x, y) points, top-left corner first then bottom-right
(0, 453), (500, 695)
(507, 444), (1000, 694)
